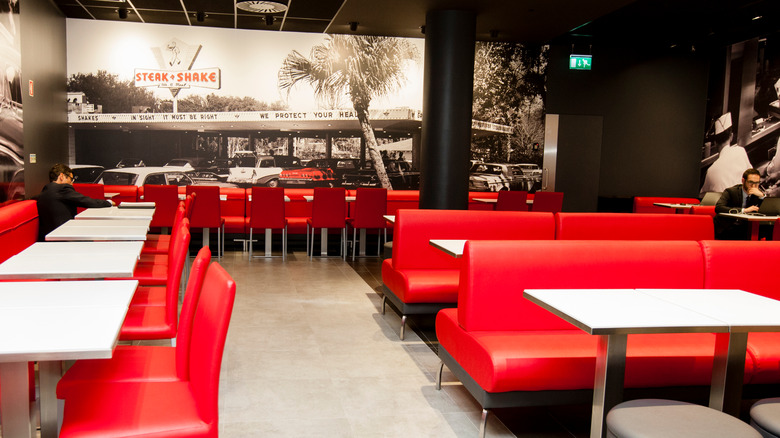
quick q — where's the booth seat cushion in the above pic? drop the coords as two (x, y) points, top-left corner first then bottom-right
(555, 213), (714, 240)
(457, 240), (705, 332)
(381, 260), (459, 303)
(437, 309), (742, 394)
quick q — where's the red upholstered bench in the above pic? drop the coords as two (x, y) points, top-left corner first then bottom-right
(381, 209), (555, 339)
(435, 240), (749, 435)
(0, 200), (39, 261)
(633, 196), (700, 213)
(555, 212), (714, 240)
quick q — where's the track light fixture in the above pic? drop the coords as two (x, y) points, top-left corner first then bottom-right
(349, 21), (358, 32)
(196, 11), (206, 22)
(265, 14), (274, 26)
(118, 7), (128, 19)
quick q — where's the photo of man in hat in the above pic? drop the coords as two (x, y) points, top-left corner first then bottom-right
(700, 112), (752, 195)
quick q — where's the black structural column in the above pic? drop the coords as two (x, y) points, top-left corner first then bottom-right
(419, 9), (476, 210)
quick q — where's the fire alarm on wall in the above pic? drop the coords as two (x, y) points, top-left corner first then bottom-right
(28, 80), (33, 97)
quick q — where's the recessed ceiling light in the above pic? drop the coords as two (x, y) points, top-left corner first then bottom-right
(752, 15), (762, 21)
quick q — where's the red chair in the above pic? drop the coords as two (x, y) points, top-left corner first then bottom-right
(691, 205), (716, 218)
(58, 262), (236, 438)
(139, 208), (188, 265)
(187, 186), (224, 258)
(306, 187), (347, 259)
(143, 185), (180, 233)
(56, 247), (212, 400)
(118, 223), (191, 345)
(346, 188), (387, 261)
(495, 191), (528, 211)
(248, 187), (287, 260)
(72, 183), (106, 212)
(142, 202), (185, 255)
(774, 218), (780, 241)
(530, 191), (564, 212)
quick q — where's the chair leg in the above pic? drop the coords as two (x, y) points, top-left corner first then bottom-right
(306, 224), (310, 257)
(282, 226), (287, 261)
(248, 228), (253, 258)
(400, 315), (407, 340)
(436, 361), (444, 390)
(352, 227), (357, 261)
(221, 223), (225, 258)
(381, 295), (386, 314)
(479, 409), (489, 438)
(376, 228), (381, 257)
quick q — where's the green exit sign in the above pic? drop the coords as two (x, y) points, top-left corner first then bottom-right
(569, 54), (592, 70)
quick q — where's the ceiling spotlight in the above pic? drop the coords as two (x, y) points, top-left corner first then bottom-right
(118, 7), (128, 19)
(264, 14), (274, 26)
(349, 21), (358, 32)
(236, 1), (288, 14)
(196, 11), (206, 22)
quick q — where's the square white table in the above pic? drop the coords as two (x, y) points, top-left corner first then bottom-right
(429, 239), (467, 258)
(75, 206), (155, 220)
(652, 202), (698, 213)
(60, 218), (151, 229)
(0, 280), (139, 438)
(523, 288), (780, 438)
(0, 241), (141, 279)
(46, 219), (149, 241)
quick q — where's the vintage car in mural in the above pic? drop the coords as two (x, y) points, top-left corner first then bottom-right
(98, 167), (236, 187)
(115, 158), (145, 168)
(226, 152), (302, 187)
(341, 159), (420, 189)
(468, 162), (511, 192)
(70, 164), (104, 183)
(510, 163), (543, 192)
(279, 158), (360, 188)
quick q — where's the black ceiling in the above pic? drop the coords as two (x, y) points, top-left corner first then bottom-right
(51, 0), (780, 47)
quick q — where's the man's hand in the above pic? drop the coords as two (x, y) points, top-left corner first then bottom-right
(748, 186), (765, 198)
(744, 205), (760, 213)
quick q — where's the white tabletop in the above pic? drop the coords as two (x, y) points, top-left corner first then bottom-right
(429, 239), (467, 258)
(523, 289), (729, 335)
(117, 201), (155, 209)
(0, 242), (140, 279)
(60, 218), (151, 229)
(46, 221), (149, 241)
(0, 280), (138, 361)
(14, 241), (143, 257)
(641, 289), (780, 332)
(248, 195), (291, 202)
(718, 212), (780, 222)
(75, 206), (155, 220)
(653, 202), (698, 209)
(383, 215), (395, 224)
(178, 194), (227, 201)
(473, 197), (533, 204)
(303, 195), (355, 202)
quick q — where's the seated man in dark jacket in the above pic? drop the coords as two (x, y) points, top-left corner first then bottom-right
(714, 168), (766, 240)
(35, 163), (112, 241)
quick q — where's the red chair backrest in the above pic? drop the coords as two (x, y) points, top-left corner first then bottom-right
(189, 262), (236, 424)
(72, 183), (105, 213)
(164, 221), (191, 325)
(496, 191), (528, 211)
(143, 185), (179, 228)
(531, 191), (564, 212)
(776, 218), (780, 242)
(352, 188), (387, 228)
(186, 186), (221, 228)
(310, 187), (347, 228)
(690, 205), (716, 217)
(249, 187), (286, 229)
(184, 192), (196, 221)
(175, 246), (211, 380)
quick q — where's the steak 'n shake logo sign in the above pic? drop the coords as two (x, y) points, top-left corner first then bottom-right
(134, 38), (221, 106)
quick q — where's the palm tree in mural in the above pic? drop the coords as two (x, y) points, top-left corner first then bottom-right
(278, 35), (418, 189)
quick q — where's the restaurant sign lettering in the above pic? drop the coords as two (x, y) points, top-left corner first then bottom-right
(134, 37), (221, 96)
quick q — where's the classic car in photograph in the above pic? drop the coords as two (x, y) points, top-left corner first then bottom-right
(341, 159), (420, 189)
(226, 152), (302, 187)
(279, 158), (360, 187)
(468, 162), (512, 191)
(98, 167), (236, 187)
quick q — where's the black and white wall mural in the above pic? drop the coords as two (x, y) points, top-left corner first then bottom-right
(67, 19), (547, 191)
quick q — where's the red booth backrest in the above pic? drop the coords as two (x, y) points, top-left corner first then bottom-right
(457, 240), (706, 332)
(633, 196), (700, 213)
(555, 213), (714, 240)
(391, 209), (555, 271)
(702, 240), (780, 301)
(0, 200), (38, 262)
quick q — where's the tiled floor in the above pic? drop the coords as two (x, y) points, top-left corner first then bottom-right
(214, 244), (592, 437)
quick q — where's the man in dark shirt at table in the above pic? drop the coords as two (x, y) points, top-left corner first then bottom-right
(714, 168), (766, 240)
(35, 163), (112, 241)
